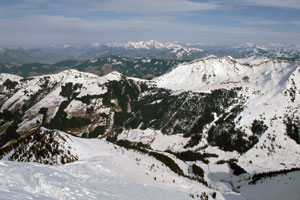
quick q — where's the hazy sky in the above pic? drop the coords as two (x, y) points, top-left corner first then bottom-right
(1, 0), (300, 46)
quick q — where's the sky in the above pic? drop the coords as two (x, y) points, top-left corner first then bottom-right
(1, 0), (300, 47)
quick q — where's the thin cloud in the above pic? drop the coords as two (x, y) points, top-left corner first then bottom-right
(86, 0), (220, 12)
(231, 17), (300, 26)
(230, 17), (283, 25)
(1, 0), (300, 17)
(239, 0), (300, 9)
(0, 14), (299, 45)
(291, 21), (300, 25)
(203, 0), (300, 9)
(0, 0), (299, 46)
(0, 0), (221, 16)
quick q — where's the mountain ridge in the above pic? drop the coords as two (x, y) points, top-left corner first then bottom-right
(1, 41), (300, 64)
(0, 56), (300, 199)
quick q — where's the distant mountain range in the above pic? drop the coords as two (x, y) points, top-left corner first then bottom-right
(1, 41), (299, 64)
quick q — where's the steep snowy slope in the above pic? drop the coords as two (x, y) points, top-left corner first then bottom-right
(155, 56), (300, 168)
(156, 56), (300, 199)
(0, 69), (125, 150)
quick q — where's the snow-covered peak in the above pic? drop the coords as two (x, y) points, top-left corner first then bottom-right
(56, 69), (83, 76)
(41, 69), (123, 84)
(155, 56), (248, 91)
(0, 73), (22, 84)
(236, 56), (271, 65)
(266, 43), (286, 48)
(170, 47), (204, 59)
(106, 40), (205, 57)
(155, 56), (300, 92)
(102, 71), (124, 81)
(40, 69), (101, 84)
(107, 40), (183, 50)
(89, 42), (102, 48)
(49, 44), (72, 49)
(63, 44), (70, 49)
(232, 42), (298, 52)
(233, 42), (269, 50)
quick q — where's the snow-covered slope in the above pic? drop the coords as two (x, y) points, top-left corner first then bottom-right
(0, 160), (192, 200)
(1, 56), (300, 199)
(155, 56), (299, 92)
(0, 128), (221, 200)
(1, 127), (300, 200)
(0, 73), (22, 84)
(154, 56), (300, 171)
(0, 69), (123, 138)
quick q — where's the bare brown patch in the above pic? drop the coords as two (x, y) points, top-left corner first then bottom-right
(101, 64), (113, 75)
(84, 66), (103, 76)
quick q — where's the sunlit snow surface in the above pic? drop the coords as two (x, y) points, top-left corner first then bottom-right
(2, 154), (300, 200)
(0, 134), (211, 200)
(0, 160), (193, 200)
(0, 137), (192, 200)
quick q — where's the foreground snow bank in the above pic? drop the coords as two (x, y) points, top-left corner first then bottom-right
(0, 160), (190, 200)
(0, 134), (221, 200)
